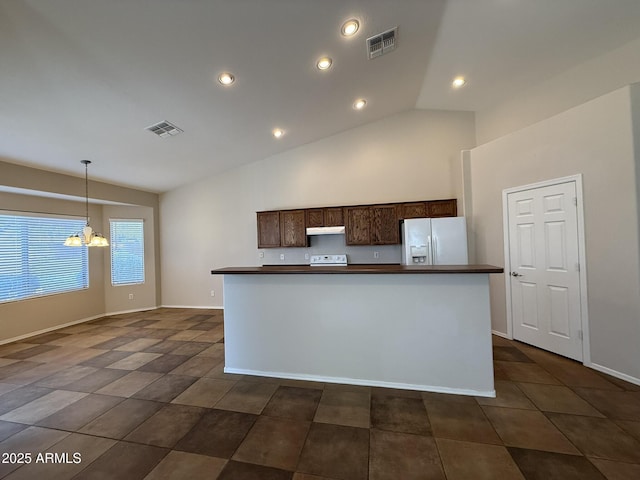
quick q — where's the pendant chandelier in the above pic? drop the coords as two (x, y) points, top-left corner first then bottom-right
(64, 160), (109, 247)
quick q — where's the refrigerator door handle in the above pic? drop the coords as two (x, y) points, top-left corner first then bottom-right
(427, 235), (433, 265)
(432, 235), (437, 264)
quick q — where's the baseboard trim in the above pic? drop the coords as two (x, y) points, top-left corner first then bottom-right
(588, 361), (640, 387)
(0, 304), (227, 345)
(0, 313), (106, 346)
(491, 329), (512, 340)
(0, 305), (159, 346)
(488, 334), (640, 386)
(224, 367), (496, 398)
(160, 305), (223, 310)
(106, 306), (159, 317)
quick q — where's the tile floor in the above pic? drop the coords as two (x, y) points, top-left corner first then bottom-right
(0, 308), (639, 479)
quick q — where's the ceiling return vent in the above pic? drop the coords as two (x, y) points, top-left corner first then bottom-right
(366, 27), (397, 59)
(145, 120), (183, 138)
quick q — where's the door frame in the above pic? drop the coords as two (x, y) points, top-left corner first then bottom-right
(502, 174), (591, 365)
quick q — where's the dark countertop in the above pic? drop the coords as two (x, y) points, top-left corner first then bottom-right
(211, 264), (504, 275)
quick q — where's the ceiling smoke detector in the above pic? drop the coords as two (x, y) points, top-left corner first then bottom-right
(146, 121), (184, 138)
(366, 27), (397, 59)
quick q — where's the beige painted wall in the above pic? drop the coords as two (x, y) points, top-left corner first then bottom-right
(0, 161), (158, 207)
(476, 36), (640, 144)
(0, 161), (160, 342)
(160, 109), (476, 307)
(632, 84), (640, 264)
(470, 86), (640, 381)
(0, 192), (106, 341)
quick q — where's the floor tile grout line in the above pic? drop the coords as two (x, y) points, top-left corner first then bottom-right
(539, 407), (636, 456)
(515, 380), (609, 419)
(292, 409), (314, 475)
(3, 309), (640, 479)
(474, 398), (508, 448)
(510, 339), (635, 392)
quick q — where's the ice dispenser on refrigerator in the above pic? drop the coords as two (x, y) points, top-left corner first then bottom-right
(401, 217), (469, 265)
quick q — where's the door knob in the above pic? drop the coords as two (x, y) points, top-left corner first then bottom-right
(511, 272), (523, 277)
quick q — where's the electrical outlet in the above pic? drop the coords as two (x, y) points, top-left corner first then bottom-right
(128, 293), (134, 300)
(210, 290), (215, 297)
(280, 253), (285, 261)
(304, 253), (309, 260)
(374, 251), (380, 259)
(259, 251), (264, 258)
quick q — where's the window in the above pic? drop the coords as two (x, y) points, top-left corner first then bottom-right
(110, 219), (144, 286)
(0, 212), (89, 303)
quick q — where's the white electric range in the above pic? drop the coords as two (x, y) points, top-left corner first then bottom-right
(309, 254), (348, 266)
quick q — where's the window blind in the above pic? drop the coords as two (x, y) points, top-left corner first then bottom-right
(0, 213), (89, 303)
(110, 219), (145, 286)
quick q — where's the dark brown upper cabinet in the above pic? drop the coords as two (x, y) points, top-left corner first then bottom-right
(306, 209), (324, 228)
(280, 210), (307, 247)
(427, 199), (457, 217)
(257, 199), (457, 248)
(306, 207), (344, 228)
(324, 207), (344, 226)
(399, 202), (428, 220)
(345, 206), (371, 245)
(257, 211), (280, 248)
(371, 204), (399, 245)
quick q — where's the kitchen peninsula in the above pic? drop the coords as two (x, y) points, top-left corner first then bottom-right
(211, 264), (503, 397)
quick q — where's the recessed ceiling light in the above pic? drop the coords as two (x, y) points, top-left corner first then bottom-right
(353, 98), (367, 110)
(341, 19), (359, 37)
(452, 77), (466, 88)
(317, 57), (333, 70)
(272, 128), (285, 138)
(218, 72), (235, 85)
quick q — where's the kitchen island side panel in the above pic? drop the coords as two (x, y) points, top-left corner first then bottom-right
(222, 273), (495, 396)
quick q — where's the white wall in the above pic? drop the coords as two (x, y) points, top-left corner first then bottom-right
(160, 109), (476, 307)
(476, 36), (640, 144)
(470, 86), (640, 382)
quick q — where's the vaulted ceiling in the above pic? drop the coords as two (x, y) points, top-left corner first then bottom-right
(2, 0), (640, 192)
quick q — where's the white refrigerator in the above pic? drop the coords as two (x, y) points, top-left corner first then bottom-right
(401, 217), (469, 265)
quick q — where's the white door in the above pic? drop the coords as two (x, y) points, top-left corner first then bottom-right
(507, 181), (583, 361)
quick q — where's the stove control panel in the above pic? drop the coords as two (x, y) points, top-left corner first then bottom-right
(309, 254), (348, 266)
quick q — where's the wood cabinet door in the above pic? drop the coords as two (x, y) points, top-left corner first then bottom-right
(280, 210), (307, 247)
(399, 202), (428, 219)
(345, 207), (371, 245)
(324, 207), (344, 226)
(257, 211), (280, 248)
(371, 205), (400, 244)
(427, 199), (457, 217)
(306, 209), (324, 227)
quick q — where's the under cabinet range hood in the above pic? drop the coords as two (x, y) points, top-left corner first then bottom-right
(305, 226), (345, 235)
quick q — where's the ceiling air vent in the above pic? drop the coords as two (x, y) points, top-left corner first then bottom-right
(366, 27), (397, 59)
(145, 120), (183, 138)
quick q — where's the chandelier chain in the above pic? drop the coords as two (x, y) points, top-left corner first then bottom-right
(84, 160), (90, 225)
